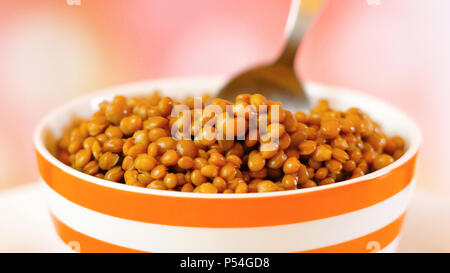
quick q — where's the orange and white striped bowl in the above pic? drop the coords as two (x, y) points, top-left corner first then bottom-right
(34, 77), (421, 253)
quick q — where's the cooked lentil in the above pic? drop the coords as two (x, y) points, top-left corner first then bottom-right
(57, 92), (406, 193)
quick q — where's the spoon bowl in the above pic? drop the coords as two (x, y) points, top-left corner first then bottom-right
(216, 62), (308, 112)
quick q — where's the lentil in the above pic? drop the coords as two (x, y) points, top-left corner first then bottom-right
(58, 93), (405, 192)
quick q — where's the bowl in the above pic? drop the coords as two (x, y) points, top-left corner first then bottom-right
(34, 76), (421, 253)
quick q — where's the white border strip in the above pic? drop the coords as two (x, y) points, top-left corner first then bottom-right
(47, 180), (414, 253)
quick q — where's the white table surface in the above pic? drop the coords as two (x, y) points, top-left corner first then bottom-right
(0, 182), (449, 253)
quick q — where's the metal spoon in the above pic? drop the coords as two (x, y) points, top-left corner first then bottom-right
(216, 0), (323, 112)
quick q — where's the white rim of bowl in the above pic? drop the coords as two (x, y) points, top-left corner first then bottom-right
(34, 76), (422, 199)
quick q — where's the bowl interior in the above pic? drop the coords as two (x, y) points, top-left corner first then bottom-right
(35, 76), (421, 197)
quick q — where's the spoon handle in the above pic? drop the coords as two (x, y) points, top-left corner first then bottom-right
(275, 0), (319, 66)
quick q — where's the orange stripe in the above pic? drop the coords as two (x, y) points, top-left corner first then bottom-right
(37, 151), (417, 228)
(51, 213), (405, 253)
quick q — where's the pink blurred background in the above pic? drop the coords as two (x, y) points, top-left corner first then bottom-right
(0, 0), (449, 193)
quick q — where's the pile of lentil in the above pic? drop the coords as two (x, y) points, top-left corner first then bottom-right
(56, 92), (405, 193)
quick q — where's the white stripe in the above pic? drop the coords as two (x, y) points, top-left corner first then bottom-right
(46, 180), (414, 253)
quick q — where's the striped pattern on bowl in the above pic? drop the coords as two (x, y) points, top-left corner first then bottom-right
(34, 77), (421, 253)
